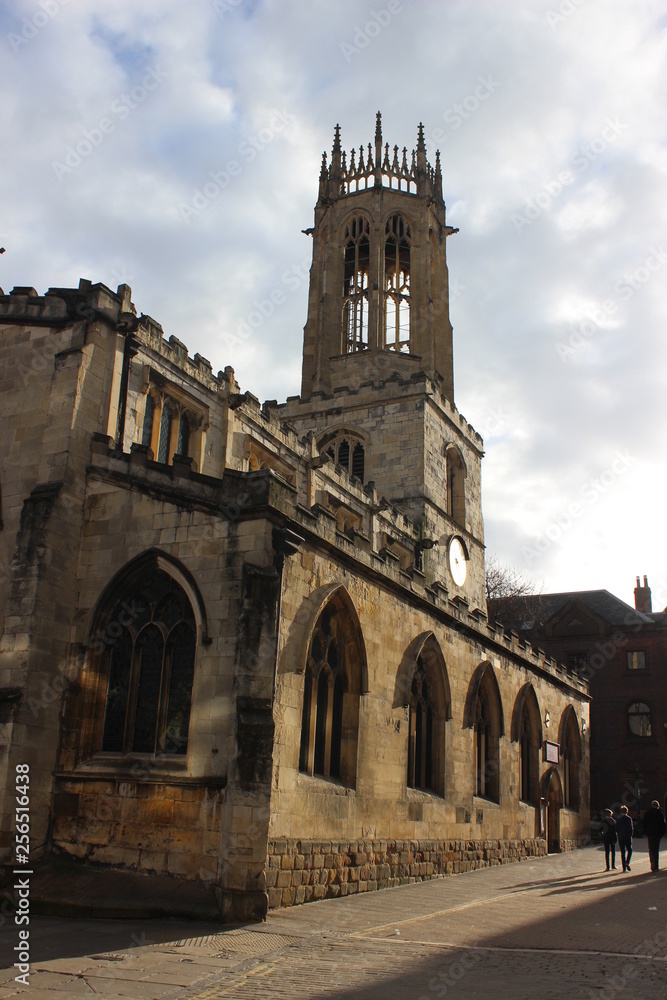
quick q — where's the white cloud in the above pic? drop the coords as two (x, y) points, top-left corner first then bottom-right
(1, 0), (666, 606)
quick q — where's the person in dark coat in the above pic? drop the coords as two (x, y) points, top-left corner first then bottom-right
(601, 808), (617, 871)
(616, 805), (633, 872)
(642, 800), (666, 872)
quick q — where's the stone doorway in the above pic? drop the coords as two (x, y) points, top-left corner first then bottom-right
(542, 767), (563, 853)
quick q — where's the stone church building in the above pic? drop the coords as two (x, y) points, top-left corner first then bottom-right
(0, 116), (590, 921)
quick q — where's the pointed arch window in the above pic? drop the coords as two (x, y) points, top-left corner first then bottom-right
(100, 567), (196, 756)
(446, 446), (466, 526)
(323, 433), (366, 483)
(561, 709), (582, 810)
(343, 216), (370, 353)
(299, 595), (365, 787)
(515, 688), (541, 806)
(474, 680), (500, 802)
(384, 215), (411, 352)
(407, 656), (435, 791)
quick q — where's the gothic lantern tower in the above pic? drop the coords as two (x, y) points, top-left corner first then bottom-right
(280, 115), (485, 611)
(301, 112), (458, 400)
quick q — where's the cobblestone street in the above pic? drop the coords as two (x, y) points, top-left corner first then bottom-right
(1, 844), (666, 999)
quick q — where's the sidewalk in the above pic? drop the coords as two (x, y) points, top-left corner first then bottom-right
(1, 842), (665, 999)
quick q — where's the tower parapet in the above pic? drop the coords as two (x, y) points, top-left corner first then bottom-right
(319, 113), (444, 204)
(302, 114), (457, 401)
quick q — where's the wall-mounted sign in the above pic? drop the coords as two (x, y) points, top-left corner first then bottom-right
(544, 741), (560, 764)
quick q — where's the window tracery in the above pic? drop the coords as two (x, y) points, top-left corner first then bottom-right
(100, 567), (196, 756)
(384, 215), (411, 352)
(342, 216), (370, 353)
(323, 434), (365, 482)
(298, 596), (364, 787)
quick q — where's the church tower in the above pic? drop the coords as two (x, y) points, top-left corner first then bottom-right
(301, 113), (458, 400)
(279, 116), (485, 611)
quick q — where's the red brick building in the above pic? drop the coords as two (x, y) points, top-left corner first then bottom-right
(489, 578), (667, 823)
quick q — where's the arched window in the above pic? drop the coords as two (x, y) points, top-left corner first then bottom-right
(298, 592), (365, 787)
(384, 215), (411, 352)
(100, 567), (196, 755)
(628, 701), (652, 738)
(513, 685), (542, 806)
(157, 403), (173, 464)
(446, 446), (466, 526)
(141, 393), (155, 448)
(560, 707), (582, 810)
(470, 667), (502, 803)
(176, 412), (190, 457)
(343, 216), (370, 353)
(322, 433), (366, 483)
(407, 656), (435, 792)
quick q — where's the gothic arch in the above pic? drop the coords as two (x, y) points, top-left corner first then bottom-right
(463, 661), (505, 736)
(79, 549), (205, 761)
(383, 213), (412, 353)
(445, 444), (467, 526)
(464, 661), (504, 803)
(297, 584), (368, 787)
(510, 683), (543, 744)
(396, 633), (451, 797)
(87, 548), (209, 645)
(558, 704), (582, 810)
(511, 684), (542, 807)
(393, 631), (451, 716)
(341, 213), (372, 353)
(318, 426), (368, 482)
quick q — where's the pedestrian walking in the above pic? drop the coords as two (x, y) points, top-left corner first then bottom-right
(642, 800), (666, 872)
(616, 805), (633, 872)
(601, 808), (617, 871)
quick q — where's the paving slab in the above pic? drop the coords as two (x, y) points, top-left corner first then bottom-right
(0, 843), (665, 998)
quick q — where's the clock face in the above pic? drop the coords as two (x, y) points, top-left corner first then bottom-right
(449, 536), (467, 587)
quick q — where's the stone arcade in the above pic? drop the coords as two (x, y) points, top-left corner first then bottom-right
(0, 116), (590, 921)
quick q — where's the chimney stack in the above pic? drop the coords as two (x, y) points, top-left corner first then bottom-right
(634, 575), (652, 613)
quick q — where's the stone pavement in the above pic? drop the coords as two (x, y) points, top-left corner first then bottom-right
(1, 842), (666, 999)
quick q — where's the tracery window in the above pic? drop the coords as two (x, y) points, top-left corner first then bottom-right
(446, 446), (465, 526)
(100, 567), (196, 756)
(628, 701), (652, 738)
(141, 389), (194, 466)
(323, 434), (365, 482)
(157, 402), (173, 464)
(561, 708), (582, 809)
(343, 216), (370, 353)
(177, 412), (190, 456)
(384, 214), (411, 352)
(407, 656), (435, 791)
(516, 687), (541, 806)
(298, 595), (364, 787)
(473, 674), (500, 802)
(141, 393), (155, 447)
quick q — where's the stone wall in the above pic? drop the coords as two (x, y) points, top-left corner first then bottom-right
(266, 836), (548, 909)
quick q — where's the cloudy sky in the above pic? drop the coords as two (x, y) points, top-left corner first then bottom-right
(2, 0), (666, 608)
